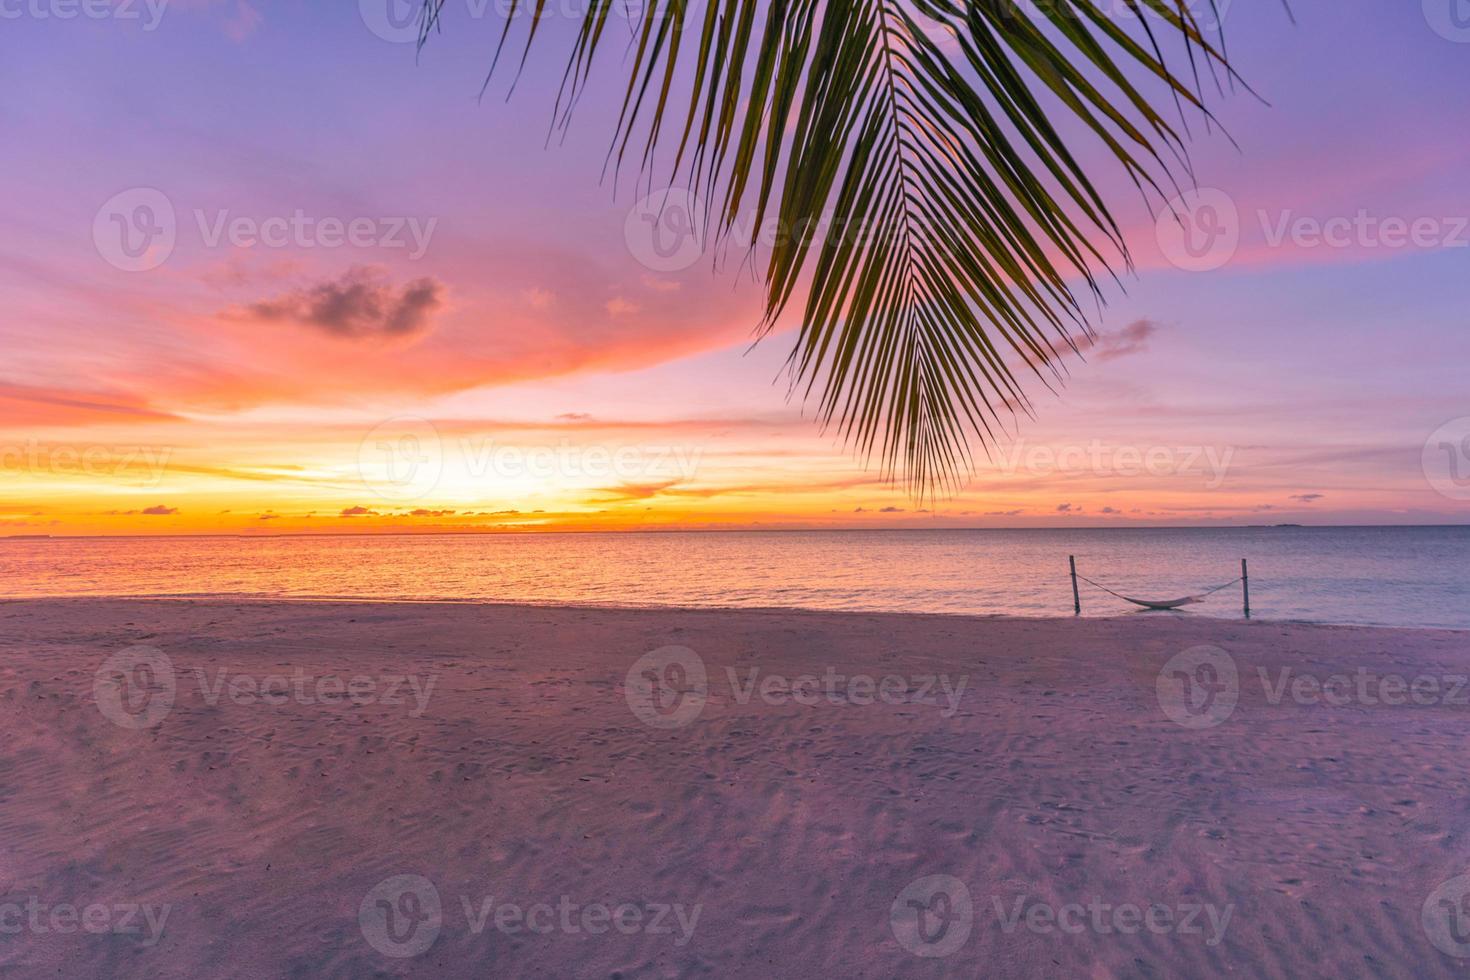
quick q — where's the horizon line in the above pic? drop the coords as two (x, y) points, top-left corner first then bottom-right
(4, 522), (1468, 542)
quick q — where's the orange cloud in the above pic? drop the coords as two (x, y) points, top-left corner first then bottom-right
(0, 383), (178, 428)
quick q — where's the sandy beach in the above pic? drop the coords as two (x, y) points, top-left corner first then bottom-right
(2, 598), (1469, 977)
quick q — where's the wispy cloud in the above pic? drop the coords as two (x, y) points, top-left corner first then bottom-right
(0, 383), (177, 427)
(1083, 319), (1159, 362)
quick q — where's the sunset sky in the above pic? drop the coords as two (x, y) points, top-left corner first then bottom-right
(3, 1), (1468, 535)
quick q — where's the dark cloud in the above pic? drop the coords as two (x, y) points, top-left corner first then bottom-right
(340, 506), (378, 517)
(879, 506), (904, 513)
(1290, 493), (1325, 503)
(244, 266), (444, 339)
(1056, 503), (1073, 512)
(1085, 319), (1159, 361)
(141, 505), (178, 516)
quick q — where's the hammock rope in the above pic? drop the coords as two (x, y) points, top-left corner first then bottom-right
(1076, 574), (1243, 611)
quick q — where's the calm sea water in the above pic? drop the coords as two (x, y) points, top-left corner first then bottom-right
(1, 527), (1466, 629)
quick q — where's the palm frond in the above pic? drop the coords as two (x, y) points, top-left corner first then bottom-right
(417, 0), (1248, 498)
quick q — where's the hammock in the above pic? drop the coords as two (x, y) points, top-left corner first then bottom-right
(1076, 574), (1243, 611)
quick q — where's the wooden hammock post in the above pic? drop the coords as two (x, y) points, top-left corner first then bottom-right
(1069, 556), (1081, 616)
(1241, 559), (1251, 619)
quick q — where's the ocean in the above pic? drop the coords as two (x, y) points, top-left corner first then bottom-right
(2, 526), (1466, 629)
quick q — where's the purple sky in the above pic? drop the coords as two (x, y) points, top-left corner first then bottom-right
(1, 1), (1468, 533)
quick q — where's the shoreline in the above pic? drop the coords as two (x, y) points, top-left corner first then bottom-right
(3, 592), (1466, 635)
